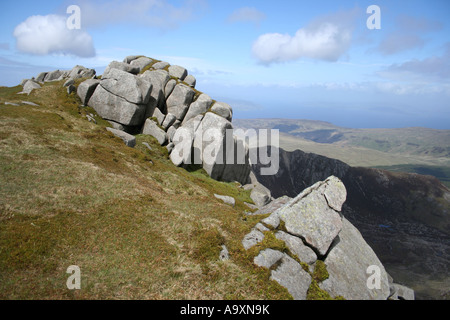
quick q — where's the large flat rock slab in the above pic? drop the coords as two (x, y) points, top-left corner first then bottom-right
(276, 176), (346, 256)
(319, 218), (391, 300)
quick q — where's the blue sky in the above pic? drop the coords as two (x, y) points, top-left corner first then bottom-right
(1, 0), (449, 129)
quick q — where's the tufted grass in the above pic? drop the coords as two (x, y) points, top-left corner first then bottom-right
(0, 81), (291, 300)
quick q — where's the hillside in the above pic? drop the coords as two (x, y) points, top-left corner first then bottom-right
(0, 82), (293, 299)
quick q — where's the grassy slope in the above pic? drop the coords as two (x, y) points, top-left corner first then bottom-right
(0, 82), (297, 299)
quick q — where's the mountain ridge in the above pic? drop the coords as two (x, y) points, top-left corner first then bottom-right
(235, 117), (449, 130)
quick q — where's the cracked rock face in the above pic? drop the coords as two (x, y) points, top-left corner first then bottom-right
(88, 84), (147, 126)
(100, 68), (152, 105)
(242, 176), (346, 299)
(242, 176), (401, 300)
(275, 231), (317, 265)
(77, 79), (99, 105)
(166, 83), (195, 120)
(275, 176), (346, 256)
(319, 218), (390, 300)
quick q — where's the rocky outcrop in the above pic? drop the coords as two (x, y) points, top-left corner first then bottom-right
(130, 57), (153, 73)
(211, 102), (233, 122)
(88, 68), (152, 126)
(74, 55), (252, 185)
(182, 93), (212, 124)
(100, 68), (152, 106)
(77, 79), (100, 105)
(19, 65), (97, 96)
(67, 65), (96, 80)
(319, 217), (390, 300)
(242, 228), (266, 250)
(166, 83), (195, 120)
(170, 114), (203, 166)
(194, 112), (233, 180)
(250, 183), (272, 208)
(140, 69), (170, 117)
(168, 65), (187, 80)
(275, 231), (317, 265)
(242, 172), (274, 209)
(19, 80), (41, 95)
(104, 61), (140, 75)
(44, 70), (63, 82)
(35, 72), (47, 82)
(251, 146), (450, 299)
(88, 84), (147, 126)
(276, 176), (345, 256)
(184, 74), (196, 87)
(248, 195), (291, 216)
(242, 176), (411, 300)
(142, 118), (167, 145)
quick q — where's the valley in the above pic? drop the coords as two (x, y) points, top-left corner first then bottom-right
(234, 118), (450, 187)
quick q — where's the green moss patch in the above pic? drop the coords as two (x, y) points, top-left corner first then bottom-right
(312, 260), (329, 282)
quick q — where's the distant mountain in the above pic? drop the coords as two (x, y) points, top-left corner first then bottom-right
(251, 146), (450, 299)
(234, 118), (450, 169)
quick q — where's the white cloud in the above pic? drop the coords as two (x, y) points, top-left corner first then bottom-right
(378, 44), (450, 83)
(378, 33), (425, 55)
(252, 10), (358, 64)
(227, 7), (266, 26)
(306, 80), (450, 96)
(13, 14), (95, 57)
(396, 14), (443, 33)
(376, 14), (443, 55)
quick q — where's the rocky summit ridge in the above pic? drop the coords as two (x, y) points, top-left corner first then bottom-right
(16, 55), (414, 300)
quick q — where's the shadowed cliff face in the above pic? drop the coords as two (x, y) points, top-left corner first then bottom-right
(251, 147), (450, 300)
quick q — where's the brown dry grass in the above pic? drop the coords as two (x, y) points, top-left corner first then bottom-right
(0, 81), (291, 300)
